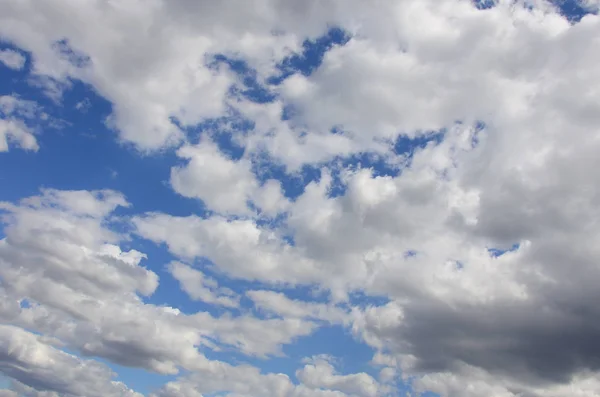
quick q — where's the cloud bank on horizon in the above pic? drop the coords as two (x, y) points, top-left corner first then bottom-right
(1, 0), (600, 396)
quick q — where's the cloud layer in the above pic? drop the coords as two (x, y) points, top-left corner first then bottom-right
(2, 0), (600, 396)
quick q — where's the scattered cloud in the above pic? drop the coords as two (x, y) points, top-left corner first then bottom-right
(1, 1), (600, 396)
(0, 95), (39, 151)
(0, 49), (25, 70)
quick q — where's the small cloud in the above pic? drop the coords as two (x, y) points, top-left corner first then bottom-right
(0, 49), (26, 70)
(27, 75), (71, 104)
(75, 98), (91, 113)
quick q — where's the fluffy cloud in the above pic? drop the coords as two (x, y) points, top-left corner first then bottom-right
(170, 139), (289, 215)
(579, 0), (600, 11)
(247, 290), (349, 324)
(3, 0), (600, 396)
(151, 356), (386, 397)
(133, 212), (319, 284)
(0, 189), (319, 393)
(0, 0), (325, 150)
(0, 95), (39, 151)
(134, 115), (600, 394)
(0, 325), (142, 397)
(0, 49), (25, 70)
(296, 356), (382, 397)
(168, 261), (240, 308)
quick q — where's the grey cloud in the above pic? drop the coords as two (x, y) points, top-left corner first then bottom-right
(0, 325), (142, 397)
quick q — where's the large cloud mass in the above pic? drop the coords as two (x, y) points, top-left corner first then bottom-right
(1, 0), (600, 396)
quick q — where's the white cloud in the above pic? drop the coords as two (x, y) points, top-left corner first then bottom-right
(0, 49), (25, 70)
(151, 356), (386, 397)
(0, 95), (39, 152)
(133, 213), (318, 284)
(0, 0), (314, 150)
(0, 325), (142, 397)
(3, 1), (600, 396)
(168, 261), (240, 308)
(171, 140), (258, 215)
(171, 138), (289, 215)
(579, 0), (600, 11)
(0, 189), (318, 391)
(247, 290), (349, 324)
(296, 356), (382, 397)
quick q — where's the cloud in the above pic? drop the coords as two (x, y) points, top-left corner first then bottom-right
(171, 138), (289, 215)
(0, 49), (25, 70)
(151, 356), (386, 397)
(133, 212), (318, 284)
(168, 261), (240, 308)
(0, 95), (39, 151)
(579, 0), (600, 11)
(296, 355), (382, 397)
(170, 140), (258, 215)
(2, 1), (600, 396)
(247, 290), (349, 324)
(0, 325), (142, 397)
(141, 78), (600, 395)
(0, 189), (318, 391)
(0, 0), (315, 150)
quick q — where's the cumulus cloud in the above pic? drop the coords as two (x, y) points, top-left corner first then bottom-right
(296, 355), (383, 397)
(170, 138), (289, 215)
(0, 325), (142, 397)
(0, 0), (319, 150)
(0, 189), (323, 393)
(151, 356), (387, 397)
(3, 0), (600, 396)
(133, 212), (319, 284)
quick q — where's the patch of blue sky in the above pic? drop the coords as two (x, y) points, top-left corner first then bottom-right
(211, 55), (277, 104)
(347, 291), (390, 310)
(171, 112), (253, 154)
(394, 129), (445, 158)
(269, 27), (350, 84)
(251, 151), (324, 199)
(488, 242), (521, 257)
(472, 0), (597, 22)
(552, 0), (598, 21)
(0, 59), (208, 219)
(473, 0), (497, 9)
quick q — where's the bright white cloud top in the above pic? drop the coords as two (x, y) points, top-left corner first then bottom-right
(0, 0), (600, 396)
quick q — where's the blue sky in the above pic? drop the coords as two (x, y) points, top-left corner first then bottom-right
(1, 1), (600, 397)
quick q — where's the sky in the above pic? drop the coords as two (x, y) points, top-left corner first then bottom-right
(0, 0), (600, 396)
